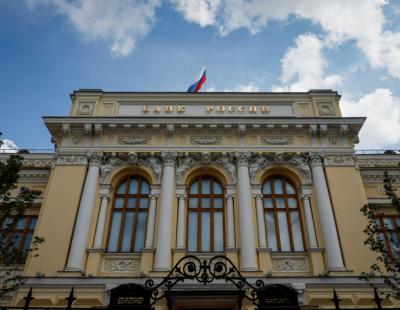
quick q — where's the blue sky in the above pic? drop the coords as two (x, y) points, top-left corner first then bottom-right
(0, 0), (399, 150)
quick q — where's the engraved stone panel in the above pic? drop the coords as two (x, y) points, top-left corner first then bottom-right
(317, 102), (335, 116)
(190, 136), (223, 145)
(261, 136), (294, 145)
(103, 258), (140, 272)
(272, 256), (308, 272)
(77, 101), (95, 116)
(118, 136), (152, 145)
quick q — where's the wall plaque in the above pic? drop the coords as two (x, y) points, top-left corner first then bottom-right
(109, 284), (151, 310)
(257, 284), (299, 310)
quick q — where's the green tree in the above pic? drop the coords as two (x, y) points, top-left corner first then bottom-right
(361, 170), (400, 298)
(0, 134), (43, 299)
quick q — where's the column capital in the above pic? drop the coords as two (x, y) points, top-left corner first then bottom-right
(161, 151), (177, 167)
(88, 152), (103, 167)
(309, 152), (324, 167)
(226, 194), (234, 200)
(177, 194), (185, 200)
(255, 194), (263, 200)
(235, 151), (252, 167)
(149, 194), (158, 200)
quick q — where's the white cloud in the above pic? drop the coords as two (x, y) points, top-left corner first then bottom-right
(26, 0), (161, 57)
(172, 0), (221, 27)
(341, 89), (400, 149)
(272, 33), (342, 92)
(0, 139), (19, 153)
(208, 82), (260, 92)
(172, 0), (400, 80)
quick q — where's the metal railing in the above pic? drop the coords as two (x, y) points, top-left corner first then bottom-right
(0, 286), (393, 310)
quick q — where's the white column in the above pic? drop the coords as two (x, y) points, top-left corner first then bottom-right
(300, 187), (318, 249)
(236, 152), (258, 271)
(255, 195), (267, 248)
(176, 194), (186, 249)
(145, 194), (158, 249)
(93, 185), (112, 249)
(154, 152), (176, 271)
(310, 154), (345, 270)
(226, 194), (235, 248)
(65, 153), (102, 271)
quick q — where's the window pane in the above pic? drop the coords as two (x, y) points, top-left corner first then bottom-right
(277, 213), (290, 251)
(189, 198), (198, 208)
(29, 218), (37, 229)
(384, 218), (394, 229)
(121, 213), (135, 252)
(265, 212), (277, 251)
(213, 198), (223, 209)
(190, 181), (198, 194)
(134, 212), (147, 252)
(396, 218), (400, 227)
(274, 179), (283, 194)
(202, 198), (210, 208)
(285, 182), (295, 194)
(290, 212), (304, 251)
(214, 212), (224, 252)
(23, 233), (33, 252)
(108, 212), (122, 251)
(117, 182), (126, 194)
(139, 198), (148, 209)
(12, 233), (22, 248)
(213, 181), (222, 194)
(140, 181), (150, 194)
(2, 217), (12, 229)
(129, 179), (138, 194)
(263, 181), (271, 194)
(288, 198), (297, 208)
(201, 212), (211, 252)
(276, 198), (285, 209)
(188, 212), (198, 252)
(115, 198), (124, 209)
(16, 218), (25, 229)
(263, 198), (273, 208)
(202, 178), (210, 194)
(127, 198), (136, 209)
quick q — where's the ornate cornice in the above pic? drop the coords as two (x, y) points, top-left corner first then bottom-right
(324, 155), (355, 167)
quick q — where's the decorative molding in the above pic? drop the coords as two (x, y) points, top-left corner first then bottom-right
(117, 136), (151, 145)
(360, 170), (400, 183)
(357, 157), (400, 167)
(272, 257), (308, 272)
(249, 154), (269, 184)
(55, 155), (87, 166)
(324, 155), (355, 167)
(317, 102), (335, 116)
(261, 136), (293, 145)
(190, 136), (223, 145)
(21, 158), (54, 168)
(103, 258), (140, 272)
(288, 154), (312, 183)
(77, 101), (95, 116)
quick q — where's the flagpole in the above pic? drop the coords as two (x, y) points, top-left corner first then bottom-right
(204, 58), (207, 93)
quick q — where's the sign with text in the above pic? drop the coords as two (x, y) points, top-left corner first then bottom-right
(118, 102), (295, 117)
(109, 284), (151, 310)
(257, 284), (299, 310)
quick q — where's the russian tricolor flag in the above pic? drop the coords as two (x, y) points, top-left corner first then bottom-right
(187, 66), (206, 92)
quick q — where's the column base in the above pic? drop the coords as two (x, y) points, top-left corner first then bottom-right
(63, 266), (83, 272)
(328, 266), (348, 272)
(153, 267), (170, 272)
(241, 266), (259, 272)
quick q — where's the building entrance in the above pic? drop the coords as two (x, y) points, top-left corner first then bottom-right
(108, 255), (300, 310)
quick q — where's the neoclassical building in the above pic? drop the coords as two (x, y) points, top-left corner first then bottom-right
(1, 89), (400, 309)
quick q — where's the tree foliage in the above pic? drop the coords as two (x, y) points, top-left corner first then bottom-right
(361, 171), (400, 298)
(0, 134), (43, 299)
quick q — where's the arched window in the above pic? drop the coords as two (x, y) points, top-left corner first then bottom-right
(107, 176), (150, 252)
(262, 176), (305, 252)
(187, 176), (224, 252)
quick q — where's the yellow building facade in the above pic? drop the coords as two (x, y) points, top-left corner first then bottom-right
(1, 89), (400, 309)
